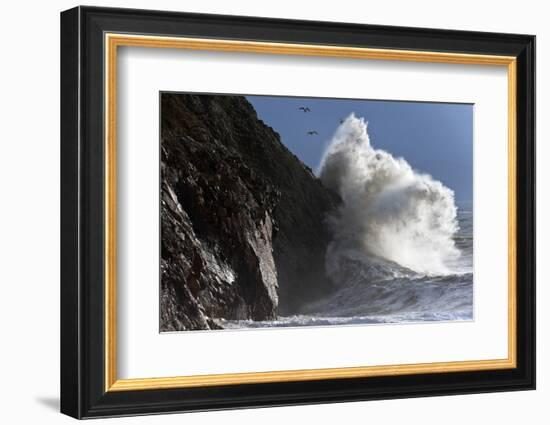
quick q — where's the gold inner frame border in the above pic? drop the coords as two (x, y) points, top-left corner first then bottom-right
(104, 33), (517, 392)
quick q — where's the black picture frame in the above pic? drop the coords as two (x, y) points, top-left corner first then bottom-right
(61, 5), (535, 419)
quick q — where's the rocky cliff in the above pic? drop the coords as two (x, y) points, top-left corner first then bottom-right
(160, 93), (339, 331)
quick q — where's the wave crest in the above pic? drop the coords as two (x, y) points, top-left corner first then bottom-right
(319, 114), (460, 279)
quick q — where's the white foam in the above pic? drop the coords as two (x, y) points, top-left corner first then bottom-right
(319, 114), (460, 278)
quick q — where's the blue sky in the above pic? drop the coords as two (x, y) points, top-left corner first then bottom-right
(247, 95), (473, 202)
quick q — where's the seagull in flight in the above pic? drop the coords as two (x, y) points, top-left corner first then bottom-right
(307, 130), (318, 136)
(298, 106), (311, 112)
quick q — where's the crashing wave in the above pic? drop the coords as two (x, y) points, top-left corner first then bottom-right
(318, 114), (460, 280)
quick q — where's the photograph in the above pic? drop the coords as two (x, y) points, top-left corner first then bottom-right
(160, 93), (473, 332)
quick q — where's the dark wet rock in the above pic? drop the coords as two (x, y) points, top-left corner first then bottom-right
(160, 94), (339, 331)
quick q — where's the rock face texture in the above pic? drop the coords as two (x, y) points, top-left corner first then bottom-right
(160, 93), (339, 331)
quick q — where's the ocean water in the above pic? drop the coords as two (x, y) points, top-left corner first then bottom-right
(217, 203), (473, 329)
(217, 115), (473, 330)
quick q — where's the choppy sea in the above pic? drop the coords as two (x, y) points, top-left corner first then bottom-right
(217, 203), (473, 329)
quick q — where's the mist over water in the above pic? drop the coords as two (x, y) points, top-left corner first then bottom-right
(319, 114), (461, 278)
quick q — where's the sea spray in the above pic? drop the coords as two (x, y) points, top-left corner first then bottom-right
(318, 114), (460, 280)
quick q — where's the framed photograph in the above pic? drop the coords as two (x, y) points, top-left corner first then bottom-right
(60, 6), (535, 419)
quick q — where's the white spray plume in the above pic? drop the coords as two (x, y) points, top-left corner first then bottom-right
(319, 114), (460, 279)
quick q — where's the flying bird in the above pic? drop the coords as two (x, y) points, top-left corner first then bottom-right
(307, 130), (318, 136)
(298, 107), (311, 112)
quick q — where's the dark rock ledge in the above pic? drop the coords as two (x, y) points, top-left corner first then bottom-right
(160, 94), (339, 331)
